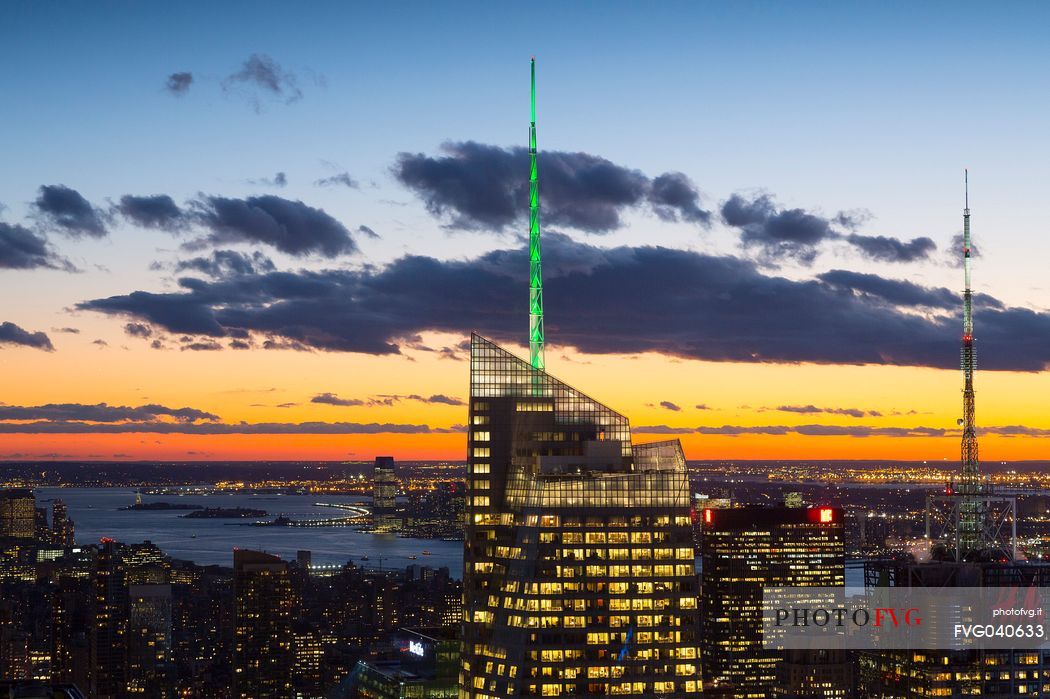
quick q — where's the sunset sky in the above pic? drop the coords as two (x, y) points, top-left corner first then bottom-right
(3, 1), (1050, 462)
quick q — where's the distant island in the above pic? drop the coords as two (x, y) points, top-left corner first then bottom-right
(121, 502), (204, 511)
(181, 507), (268, 519)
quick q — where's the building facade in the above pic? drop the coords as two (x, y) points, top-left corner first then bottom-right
(232, 550), (294, 699)
(700, 505), (847, 698)
(461, 334), (700, 698)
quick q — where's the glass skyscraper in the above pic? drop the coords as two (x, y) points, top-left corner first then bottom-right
(461, 334), (700, 698)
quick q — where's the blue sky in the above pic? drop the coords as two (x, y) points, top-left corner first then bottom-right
(3, 1), (1050, 460)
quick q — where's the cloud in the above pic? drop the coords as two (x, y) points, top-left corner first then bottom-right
(191, 195), (357, 257)
(634, 423), (1050, 438)
(165, 72), (193, 95)
(33, 185), (109, 238)
(0, 222), (73, 270)
(0, 420), (463, 435)
(694, 404), (711, 410)
(395, 141), (711, 233)
(116, 194), (186, 231)
(250, 172), (287, 187)
(659, 401), (682, 412)
(817, 269), (959, 308)
(722, 193), (933, 264)
(118, 193), (359, 258)
(123, 323), (152, 339)
(774, 405), (881, 418)
(845, 234), (936, 262)
(181, 339), (223, 351)
(175, 250), (276, 278)
(77, 233), (1050, 371)
(315, 173), (359, 188)
(0, 402), (218, 423)
(0, 322), (54, 351)
(223, 54), (303, 110)
(357, 225), (380, 239)
(311, 393), (364, 407)
(53, 327), (80, 334)
(648, 172), (711, 225)
(721, 193), (843, 264)
(311, 392), (465, 407)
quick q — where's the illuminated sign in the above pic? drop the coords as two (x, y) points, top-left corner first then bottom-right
(408, 640), (425, 657)
(703, 509), (712, 524)
(819, 508), (834, 523)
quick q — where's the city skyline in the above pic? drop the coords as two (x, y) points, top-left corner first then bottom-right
(6, 2), (1050, 462)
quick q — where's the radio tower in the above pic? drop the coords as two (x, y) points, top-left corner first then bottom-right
(957, 169), (982, 556)
(928, 171), (1014, 561)
(528, 57), (545, 371)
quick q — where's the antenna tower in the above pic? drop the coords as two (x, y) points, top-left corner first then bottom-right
(528, 57), (545, 371)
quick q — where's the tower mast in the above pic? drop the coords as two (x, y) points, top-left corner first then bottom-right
(528, 57), (545, 371)
(958, 169), (982, 556)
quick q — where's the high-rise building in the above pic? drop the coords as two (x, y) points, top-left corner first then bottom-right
(126, 583), (173, 698)
(94, 540), (129, 699)
(52, 576), (95, 694)
(373, 457), (401, 533)
(700, 506), (846, 698)
(461, 334), (701, 698)
(52, 499), (75, 547)
(0, 490), (36, 540)
(233, 549), (293, 699)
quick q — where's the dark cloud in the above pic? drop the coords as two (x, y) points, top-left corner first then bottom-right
(116, 194), (186, 231)
(722, 193), (932, 264)
(817, 269), (958, 308)
(722, 193), (841, 264)
(635, 424), (1050, 438)
(53, 327), (80, 334)
(950, 232), (980, 259)
(0, 420), (463, 435)
(181, 339), (222, 351)
(395, 141), (711, 233)
(0, 223), (73, 270)
(312, 392), (465, 407)
(33, 185), (109, 238)
(846, 234), (936, 262)
(92, 339), (108, 348)
(648, 172), (710, 225)
(175, 250), (276, 278)
(357, 225), (380, 239)
(77, 233), (1050, 371)
(223, 54), (303, 110)
(311, 393), (364, 407)
(191, 195), (357, 257)
(695, 404), (711, 410)
(774, 405), (880, 418)
(123, 323), (153, 339)
(659, 401), (682, 412)
(0, 402), (218, 423)
(315, 173), (359, 188)
(165, 72), (193, 95)
(0, 322), (54, 351)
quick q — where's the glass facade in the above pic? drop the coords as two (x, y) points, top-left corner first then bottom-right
(700, 506), (846, 699)
(461, 335), (700, 698)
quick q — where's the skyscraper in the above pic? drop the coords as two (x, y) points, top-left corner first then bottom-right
(0, 490), (36, 539)
(126, 583), (173, 698)
(461, 334), (701, 698)
(700, 506), (846, 698)
(94, 540), (129, 699)
(233, 549), (293, 699)
(373, 457), (401, 533)
(52, 499), (75, 547)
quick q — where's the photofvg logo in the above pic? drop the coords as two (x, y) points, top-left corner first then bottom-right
(762, 587), (1049, 651)
(774, 605), (922, 629)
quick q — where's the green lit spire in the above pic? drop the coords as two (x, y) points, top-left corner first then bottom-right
(528, 57), (545, 370)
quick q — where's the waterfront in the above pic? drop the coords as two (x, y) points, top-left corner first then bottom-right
(38, 487), (464, 573)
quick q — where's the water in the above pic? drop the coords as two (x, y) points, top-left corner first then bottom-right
(38, 488), (464, 574)
(38, 488), (869, 585)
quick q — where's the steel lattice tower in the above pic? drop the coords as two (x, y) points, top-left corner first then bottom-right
(528, 57), (545, 371)
(957, 169), (982, 554)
